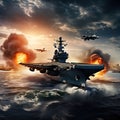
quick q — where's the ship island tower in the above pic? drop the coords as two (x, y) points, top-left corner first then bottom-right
(53, 37), (68, 63)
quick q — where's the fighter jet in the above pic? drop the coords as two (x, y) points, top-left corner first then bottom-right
(35, 48), (46, 52)
(20, 37), (104, 87)
(82, 34), (99, 41)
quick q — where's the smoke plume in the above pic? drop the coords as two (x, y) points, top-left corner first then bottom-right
(79, 48), (111, 73)
(80, 48), (110, 62)
(1, 33), (36, 69)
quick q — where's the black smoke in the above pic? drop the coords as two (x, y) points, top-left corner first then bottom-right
(79, 48), (111, 72)
(80, 48), (110, 62)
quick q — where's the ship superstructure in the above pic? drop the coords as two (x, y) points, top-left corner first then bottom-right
(53, 37), (68, 63)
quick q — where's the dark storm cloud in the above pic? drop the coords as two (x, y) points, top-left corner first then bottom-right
(41, 0), (120, 37)
(102, 0), (120, 15)
(30, 2), (57, 28)
(0, 0), (30, 31)
(0, 0), (120, 37)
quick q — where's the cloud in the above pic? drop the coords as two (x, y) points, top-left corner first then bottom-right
(40, 0), (120, 38)
(0, 33), (7, 38)
(109, 37), (120, 48)
(0, 0), (120, 38)
(59, 24), (77, 33)
(18, 0), (44, 17)
(0, 0), (3, 6)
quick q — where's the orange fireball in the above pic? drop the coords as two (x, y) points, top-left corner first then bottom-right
(14, 52), (28, 64)
(89, 54), (109, 76)
(89, 54), (103, 65)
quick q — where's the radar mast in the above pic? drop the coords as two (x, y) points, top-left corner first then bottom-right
(53, 37), (68, 63)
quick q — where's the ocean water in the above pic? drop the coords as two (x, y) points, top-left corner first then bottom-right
(0, 71), (120, 120)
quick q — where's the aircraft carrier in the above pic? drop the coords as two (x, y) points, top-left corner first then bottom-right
(20, 37), (104, 87)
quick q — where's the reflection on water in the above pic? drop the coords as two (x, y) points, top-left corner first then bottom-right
(0, 72), (31, 95)
(0, 71), (120, 120)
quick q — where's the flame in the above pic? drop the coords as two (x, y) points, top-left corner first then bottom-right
(14, 52), (28, 64)
(89, 54), (108, 76)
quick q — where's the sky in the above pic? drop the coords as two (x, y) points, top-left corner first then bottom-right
(0, 0), (120, 63)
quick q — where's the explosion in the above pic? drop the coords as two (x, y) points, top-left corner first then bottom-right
(79, 48), (110, 77)
(89, 53), (109, 76)
(14, 52), (28, 64)
(1, 33), (36, 69)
